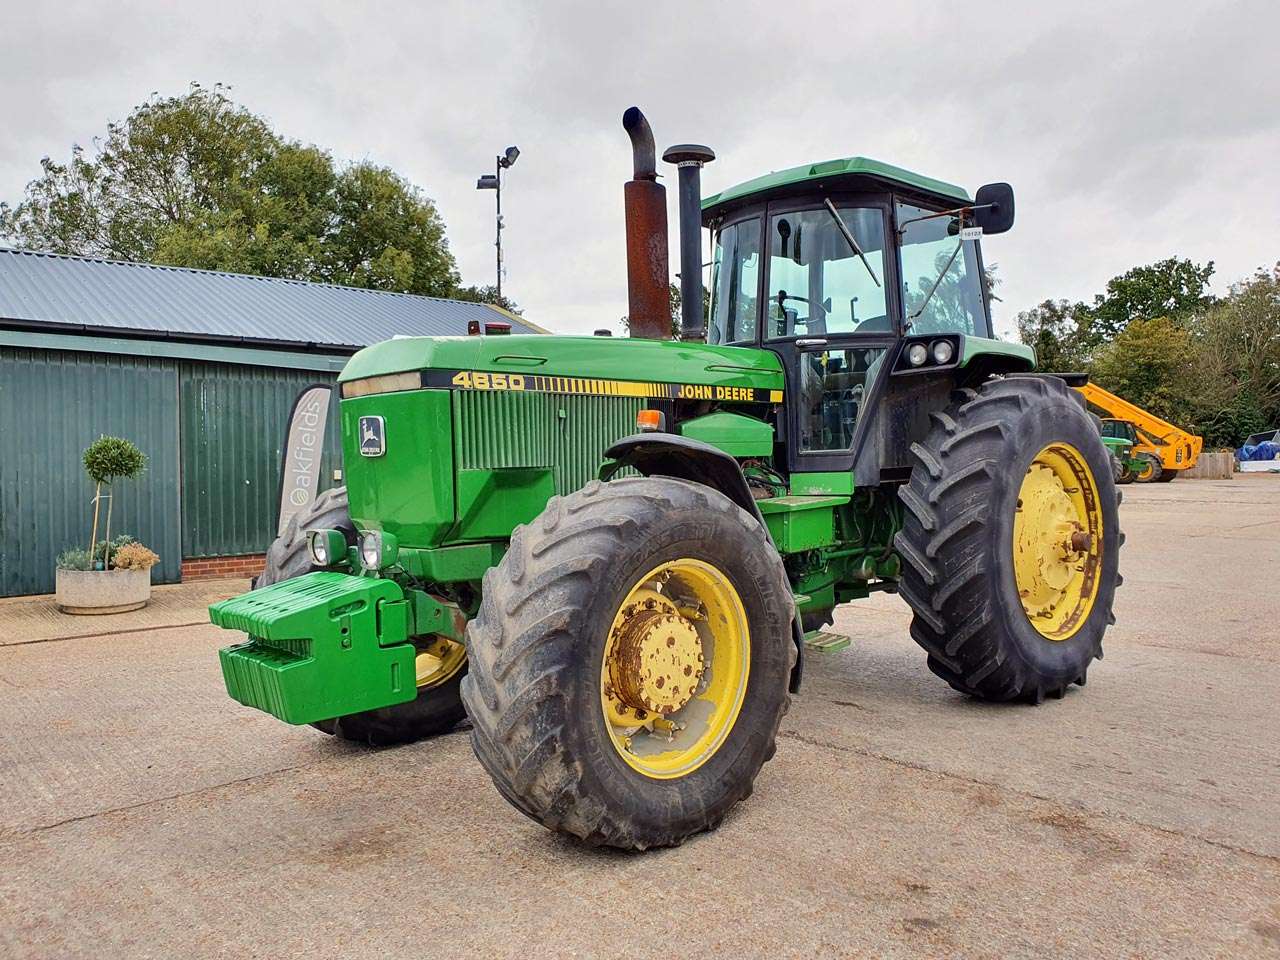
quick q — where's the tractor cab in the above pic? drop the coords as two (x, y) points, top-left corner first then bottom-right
(1100, 418), (1140, 445)
(700, 159), (1017, 480)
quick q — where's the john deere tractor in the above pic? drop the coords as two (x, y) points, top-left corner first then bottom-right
(1098, 418), (1145, 484)
(211, 107), (1122, 850)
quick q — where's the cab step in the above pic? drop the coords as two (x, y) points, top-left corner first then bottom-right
(803, 630), (851, 653)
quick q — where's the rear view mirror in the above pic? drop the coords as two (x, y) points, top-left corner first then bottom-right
(973, 182), (1015, 235)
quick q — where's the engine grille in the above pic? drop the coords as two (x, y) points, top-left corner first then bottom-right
(454, 390), (642, 493)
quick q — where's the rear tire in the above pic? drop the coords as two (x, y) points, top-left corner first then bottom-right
(894, 376), (1122, 703)
(801, 608), (836, 633)
(1155, 468), (1178, 483)
(256, 487), (466, 746)
(462, 477), (795, 850)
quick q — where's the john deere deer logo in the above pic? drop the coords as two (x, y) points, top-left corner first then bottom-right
(358, 416), (385, 457)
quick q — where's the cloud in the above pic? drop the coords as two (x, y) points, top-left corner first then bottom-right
(2, 0), (1275, 337)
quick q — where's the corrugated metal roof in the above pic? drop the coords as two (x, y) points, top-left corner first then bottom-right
(0, 247), (543, 350)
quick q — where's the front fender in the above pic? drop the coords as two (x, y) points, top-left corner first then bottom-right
(601, 433), (763, 523)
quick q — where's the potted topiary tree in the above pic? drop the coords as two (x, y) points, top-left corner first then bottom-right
(55, 436), (157, 614)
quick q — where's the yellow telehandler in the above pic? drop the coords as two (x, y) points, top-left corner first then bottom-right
(1074, 382), (1203, 482)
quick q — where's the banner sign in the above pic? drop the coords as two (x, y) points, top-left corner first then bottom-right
(277, 385), (332, 535)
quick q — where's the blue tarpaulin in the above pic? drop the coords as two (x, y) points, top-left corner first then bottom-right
(1237, 441), (1280, 462)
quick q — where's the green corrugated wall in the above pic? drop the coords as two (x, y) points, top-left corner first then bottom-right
(179, 362), (342, 558)
(0, 346), (345, 597)
(0, 347), (183, 596)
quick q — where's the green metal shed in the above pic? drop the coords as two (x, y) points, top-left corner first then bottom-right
(0, 248), (543, 597)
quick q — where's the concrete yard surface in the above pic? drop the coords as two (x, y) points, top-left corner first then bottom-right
(0, 579), (245, 647)
(1, 477), (1278, 959)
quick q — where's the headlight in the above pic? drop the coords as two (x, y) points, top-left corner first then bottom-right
(359, 532), (381, 569)
(358, 530), (399, 571)
(308, 529), (348, 567)
(907, 343), (929, 366)
(931, 339), (955, 365)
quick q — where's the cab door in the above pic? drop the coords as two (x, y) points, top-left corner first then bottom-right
(758, 196), (901, 478)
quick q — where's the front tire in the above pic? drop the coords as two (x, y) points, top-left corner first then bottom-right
(256, 486), (467, 746)
(462, 477), (795, 850)
(1134, 452), (1162, 483)
(894, 376), (1122, 703)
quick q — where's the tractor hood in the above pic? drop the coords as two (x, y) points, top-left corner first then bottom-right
(339, 335), (784, 394)
(336, 334), (785, 554)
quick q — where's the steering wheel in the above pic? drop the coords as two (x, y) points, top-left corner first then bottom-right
(776, 290), (831, 336)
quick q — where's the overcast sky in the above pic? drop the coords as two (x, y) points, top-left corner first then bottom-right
(2, 0), (1276, 337)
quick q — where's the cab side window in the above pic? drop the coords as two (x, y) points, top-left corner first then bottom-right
(709, 218), (761, 344)
(896, 201), (989, 337)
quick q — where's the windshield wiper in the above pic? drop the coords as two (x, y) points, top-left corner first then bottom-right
(906, 240), (963, 328)
(823, 198), (881, 289)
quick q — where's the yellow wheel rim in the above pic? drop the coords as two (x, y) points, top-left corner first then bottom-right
(1135, 458), (1155, 481)
(1013, 443), (1103, 642)
(414, 635), (467, 689)
(600, 558), (750, 780)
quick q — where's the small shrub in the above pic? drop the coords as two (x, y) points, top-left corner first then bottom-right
(56, 547), (93, 571)
(94, 534), (137, 567)
(113, 543), (160, 571)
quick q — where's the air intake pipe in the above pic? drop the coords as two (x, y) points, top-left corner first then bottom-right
(662, 143), (715, 341)
(622, 107), (670, 340)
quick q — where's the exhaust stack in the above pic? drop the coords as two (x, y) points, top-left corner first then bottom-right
(662, 143), (715, 341)
(622, 107), (670, 340)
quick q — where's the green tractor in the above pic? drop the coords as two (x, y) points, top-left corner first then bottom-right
(1098, 418), (1145, 484)
(211, 107), (1122, 850)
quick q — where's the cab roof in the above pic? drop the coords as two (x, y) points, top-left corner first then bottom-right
(701, 156), (970, 217)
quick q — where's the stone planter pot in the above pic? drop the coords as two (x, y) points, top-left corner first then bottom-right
(55, 568), (152, 615)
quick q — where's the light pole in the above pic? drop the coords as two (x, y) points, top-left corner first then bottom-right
(476, 145), (519, 301)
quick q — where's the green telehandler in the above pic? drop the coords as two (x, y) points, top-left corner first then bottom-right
(210, 107), (1122, 850)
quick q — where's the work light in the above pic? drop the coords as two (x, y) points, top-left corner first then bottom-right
(358, 530), (399, 571)
(907, 343), (929, 366)
(931, 339), (955, 365)
(308, 528), (348, 567)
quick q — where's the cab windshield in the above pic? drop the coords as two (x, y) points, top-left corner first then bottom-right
(766, 205), (888, 338)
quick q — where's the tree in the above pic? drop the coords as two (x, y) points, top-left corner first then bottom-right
(82, 436), (147, 569)
(0, 84), (461, 297)
(1084, 257), (1215, 343)
(1089, 316), (1197, 425)
(1188, 263), (1280, 446)
(620, 282), (708, 338)
(453, 284), (523, 315)
(983, 261), (1002, 304)
(1014, 299), (1092, 371)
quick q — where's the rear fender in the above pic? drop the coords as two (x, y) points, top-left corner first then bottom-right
(957, 336), (1037, 386)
